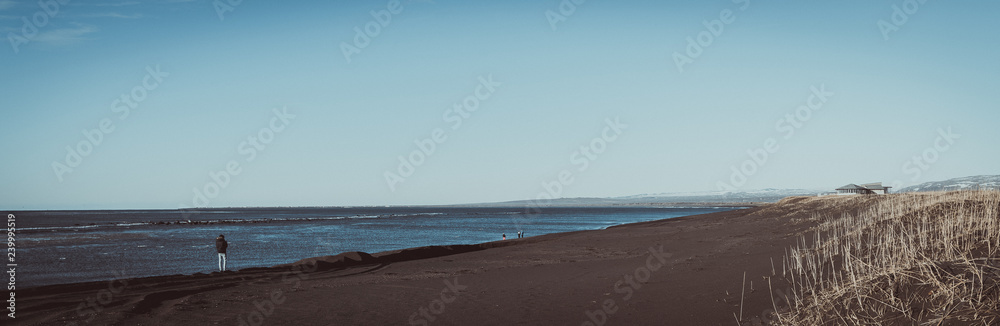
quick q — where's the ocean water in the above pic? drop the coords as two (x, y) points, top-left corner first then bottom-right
(13, 206), (738, 288)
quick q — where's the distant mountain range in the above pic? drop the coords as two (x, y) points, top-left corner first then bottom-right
(458, 188), (826, 207)
(458, 175), (999, 207)
(896, 175), (1000, 193)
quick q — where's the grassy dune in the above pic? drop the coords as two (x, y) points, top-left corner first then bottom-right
(768, 191), (1000, 325)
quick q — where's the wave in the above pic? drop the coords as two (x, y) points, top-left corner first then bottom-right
(20, 225), (100, 231)
(20, 213), (452, 232)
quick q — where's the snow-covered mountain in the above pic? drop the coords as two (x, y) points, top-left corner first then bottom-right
(897, 175), (1000, 193)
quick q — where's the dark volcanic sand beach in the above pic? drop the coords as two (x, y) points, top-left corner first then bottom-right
(12, 199), (861, 325)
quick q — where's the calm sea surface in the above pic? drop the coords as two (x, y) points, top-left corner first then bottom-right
(13, 206), (739, 287)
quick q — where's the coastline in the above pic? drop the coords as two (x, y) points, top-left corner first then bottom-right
(15, 206), (738, 289)
(9, 196), (916, 325)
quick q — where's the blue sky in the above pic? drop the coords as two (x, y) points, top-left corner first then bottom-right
(2, 0), (998, 209)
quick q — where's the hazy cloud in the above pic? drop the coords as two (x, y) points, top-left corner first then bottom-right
(73, 1), (142, 7)
(0, 0), (16, 11)
(75, 12), (143, 19)
(33, 23), (99, 46)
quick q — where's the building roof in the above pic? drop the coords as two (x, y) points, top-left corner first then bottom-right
(861, 182), (890, 190)
(836, 182), (892, 191)
(836, 184), (862, 190)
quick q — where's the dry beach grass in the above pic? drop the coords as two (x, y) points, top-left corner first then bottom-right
(769, 191), (1000, 325)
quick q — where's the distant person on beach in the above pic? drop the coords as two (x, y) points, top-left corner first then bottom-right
(216, 234), (228, 271)
(502, 233), (506, 240)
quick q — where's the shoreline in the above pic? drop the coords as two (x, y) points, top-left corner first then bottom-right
(14, 204), (779, 325)
(12, 195), (902, 325)
(19, 206), (742, 290)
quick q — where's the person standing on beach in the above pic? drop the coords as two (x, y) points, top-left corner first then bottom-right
(216, 234), (228, 271)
